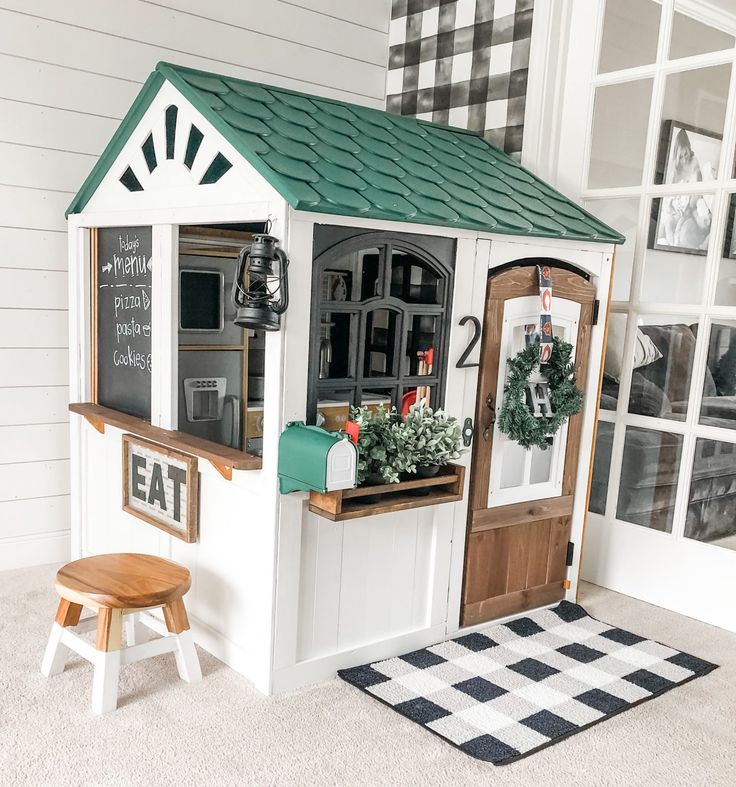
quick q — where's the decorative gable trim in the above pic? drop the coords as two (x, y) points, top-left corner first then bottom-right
(115, 101), (232, 195)
(79, 81), (280, 216)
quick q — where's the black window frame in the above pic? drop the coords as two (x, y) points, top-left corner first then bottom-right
(307, 227), (456, 426)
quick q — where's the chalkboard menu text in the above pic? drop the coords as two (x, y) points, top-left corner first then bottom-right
(96, 227), (152, 419)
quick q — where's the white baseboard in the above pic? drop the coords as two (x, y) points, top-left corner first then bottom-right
(0, 529), (71, 571)
(270, 623), (448, 695)
(188, 613), (270, 695)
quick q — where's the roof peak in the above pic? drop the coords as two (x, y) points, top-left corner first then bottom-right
(154, 60), (492, 143)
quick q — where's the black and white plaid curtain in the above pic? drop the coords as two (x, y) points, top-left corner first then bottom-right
(387, 0), (534, 159)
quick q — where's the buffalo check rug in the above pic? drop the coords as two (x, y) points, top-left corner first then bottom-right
(339, 602), (716, 765)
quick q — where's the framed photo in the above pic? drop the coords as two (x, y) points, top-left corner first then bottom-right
(724, 193), (736, 260)
(655, 120), (721, 186)
(322, 269), (352, 302)
(649, 193), (714, 255)
(122, 434), (199, 542)
(649, 120), (721, 256)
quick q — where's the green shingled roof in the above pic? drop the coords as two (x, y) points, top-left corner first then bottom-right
(67, 62), (624, 244)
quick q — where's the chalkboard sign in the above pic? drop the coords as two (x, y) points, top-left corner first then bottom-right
(96, 227), (152, 419)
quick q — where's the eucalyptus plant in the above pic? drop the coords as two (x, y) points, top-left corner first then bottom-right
(400, 404), (463, 469)
(350, 405), (402, 485)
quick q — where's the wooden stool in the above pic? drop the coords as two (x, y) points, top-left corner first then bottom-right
(41, 553), (201, 714)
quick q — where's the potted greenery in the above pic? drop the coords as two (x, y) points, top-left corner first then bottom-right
(399, 404), (463, 478)
(350, 405), (401, 486)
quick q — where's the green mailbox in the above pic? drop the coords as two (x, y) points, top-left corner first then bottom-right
(278, 422), (358, 494)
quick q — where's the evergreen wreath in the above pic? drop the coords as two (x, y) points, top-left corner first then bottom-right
(497, 337), (583, 450)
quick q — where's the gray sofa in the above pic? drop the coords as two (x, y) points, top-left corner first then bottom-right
(591, 322), (736, 542)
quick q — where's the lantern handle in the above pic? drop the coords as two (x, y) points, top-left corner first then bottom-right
(272, 246), (289, 315)
(232, 243), (252, 304)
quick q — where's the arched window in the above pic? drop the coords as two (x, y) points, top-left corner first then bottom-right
(307, 228), (455, 427)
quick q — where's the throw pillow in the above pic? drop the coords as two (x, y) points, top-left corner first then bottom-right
(605, 321), (662, 382)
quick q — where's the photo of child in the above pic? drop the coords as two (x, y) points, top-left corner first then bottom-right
(652, 121), (722, 255)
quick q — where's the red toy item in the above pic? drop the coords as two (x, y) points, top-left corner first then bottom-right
(344, 420), (360, 445)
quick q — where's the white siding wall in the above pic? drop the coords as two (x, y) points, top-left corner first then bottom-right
(0, 0), (390, 570)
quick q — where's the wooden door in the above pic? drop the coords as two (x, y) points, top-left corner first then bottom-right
(461, 265), (596, 627)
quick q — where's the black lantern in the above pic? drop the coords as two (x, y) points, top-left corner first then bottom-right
(231, 234), (289, 331)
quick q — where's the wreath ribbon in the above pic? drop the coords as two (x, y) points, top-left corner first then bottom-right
(538, 264), (553, 364)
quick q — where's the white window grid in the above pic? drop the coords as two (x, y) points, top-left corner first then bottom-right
(581, 0), (736, 547)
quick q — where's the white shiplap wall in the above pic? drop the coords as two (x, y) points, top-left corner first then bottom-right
(0, 0), (390, 570)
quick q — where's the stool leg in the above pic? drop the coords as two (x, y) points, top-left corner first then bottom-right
(163, 600), (201, 684)
(92, 608), (123, 714)
(124, 612), (149, 646)
(173, 631), (202, 683)
(92, 651), (121, 715)
(41, 599), (84, 677)
(41, 623), (69, 677)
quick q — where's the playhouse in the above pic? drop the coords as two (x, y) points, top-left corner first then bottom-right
(65, 61), (623, 694)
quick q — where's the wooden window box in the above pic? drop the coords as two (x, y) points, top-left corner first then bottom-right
(308, 463), (465, 521)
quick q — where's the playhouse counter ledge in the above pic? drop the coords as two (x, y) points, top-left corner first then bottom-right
(69, 403), (262, 478)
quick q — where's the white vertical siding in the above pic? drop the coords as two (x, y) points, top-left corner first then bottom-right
(0, 0), (390, 570)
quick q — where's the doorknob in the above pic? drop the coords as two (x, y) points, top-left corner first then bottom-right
(483, 393), (495, 441)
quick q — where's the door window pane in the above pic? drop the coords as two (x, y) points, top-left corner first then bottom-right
(321, 249), (380, 303)
(364, 309), (399, 377)
(589, 421), (615, 514)
(685, 437), (736, 550)
(602, 313), (627, 411)
(670, 10), (735, 60)
(401, 384), (435, 412)
(655, 122), (721, 187)
(316, 389), (354, 431)
(616, 426), (683, 533)
(318, 311), (356, 380)
(404, 315), (438, 376)
(500, 441), (527, 489)
(641, 195), (712, 304)
(716, 194), (736, 306)
(627, 316), (698, 421)
(361, 388), (395, 409)
(584, 198), (638, 301)
(389, 251), (441, 304)
(657, 65), (730, 185)
(598, 0), (660, 73)
(588, 79), (653, 188)
(699, 320), (736, 430)
(529, 445), (553, 484)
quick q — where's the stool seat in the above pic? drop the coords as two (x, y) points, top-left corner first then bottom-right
(56, 553), (191, 609)
(42, 552), (201, 714)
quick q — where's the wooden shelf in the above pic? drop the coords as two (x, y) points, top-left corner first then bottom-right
(309, 463), (465, 521)
(69, 403), (262, 474)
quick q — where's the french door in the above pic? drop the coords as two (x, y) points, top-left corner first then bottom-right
(548, 0), (736, 631)
(461, 265), (596, 626)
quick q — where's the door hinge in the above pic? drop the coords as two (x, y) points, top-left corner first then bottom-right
(566, 541), (575, 567)
(592, 299), (600, 326)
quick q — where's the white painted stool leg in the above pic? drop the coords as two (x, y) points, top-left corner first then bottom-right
(173, 630), (202, 683)
(124, 612), (149, 646)
(92, 650), (121, 715)
(41, 622), (70, 677)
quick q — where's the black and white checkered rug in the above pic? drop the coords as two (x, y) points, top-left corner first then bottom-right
(339, 601), (716, 764)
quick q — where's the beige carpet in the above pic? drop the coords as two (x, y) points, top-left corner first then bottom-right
(0, 564), (733, 787)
